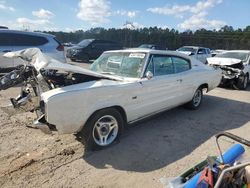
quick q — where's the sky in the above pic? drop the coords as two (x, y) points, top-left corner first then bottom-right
(0, 0), (249, 32)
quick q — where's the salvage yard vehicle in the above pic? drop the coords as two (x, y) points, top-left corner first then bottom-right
(138, 44), (166, 50)
(0, 29), (66, 75)
(66, 39), (122, 63)
(207, 50), (250, 90)
(177, 46), (212, 64)
(0, 48), (221, 150)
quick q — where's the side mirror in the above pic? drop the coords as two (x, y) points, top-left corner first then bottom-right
(146, 71), (153, 80)
(190, 52), (195, 56)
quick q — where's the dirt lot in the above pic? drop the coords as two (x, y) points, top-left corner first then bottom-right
(0, 62), (250, 187)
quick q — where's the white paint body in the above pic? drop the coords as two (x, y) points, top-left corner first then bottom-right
(36, 49), (222, 134)
(207, 50), (250, 75)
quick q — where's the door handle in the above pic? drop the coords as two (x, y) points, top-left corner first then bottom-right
(2, 50), (11, 53)
(176, 79), (183, 82)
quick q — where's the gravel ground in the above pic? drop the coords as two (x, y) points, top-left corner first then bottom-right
(0, 62), (250, 187)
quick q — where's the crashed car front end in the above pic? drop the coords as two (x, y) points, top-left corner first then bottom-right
(207, 57), (246, 88)
(0, 48), (123, 134)
(218, 63), (244, 84)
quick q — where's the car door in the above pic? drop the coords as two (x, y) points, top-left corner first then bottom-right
(90, 41), (105, 60)
(0, 33), (14, 71)
(197, 48), (206, 63)
(172, 56), (196, 102)
(133, 54), (183, 119)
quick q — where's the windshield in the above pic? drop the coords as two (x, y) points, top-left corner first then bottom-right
(216, 52), (249, 62)
(78, 39), (93, 47)
(90, 52), (146, 78)
(177, 47), (196, 53)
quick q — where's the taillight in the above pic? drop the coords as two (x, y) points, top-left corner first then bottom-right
(56, 44), (64, 51)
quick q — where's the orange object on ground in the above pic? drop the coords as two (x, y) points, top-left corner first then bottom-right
(197, 167), (214, 188)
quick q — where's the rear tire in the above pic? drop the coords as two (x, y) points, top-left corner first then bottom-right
(185, 87), (203, 110)
(80, 108), (124, 151)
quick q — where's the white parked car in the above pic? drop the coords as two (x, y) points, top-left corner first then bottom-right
(0, 29), (66, 75)
(0, 48), (221, 150)
(177, 46), (212, 64)
(207, 50), (250, 90)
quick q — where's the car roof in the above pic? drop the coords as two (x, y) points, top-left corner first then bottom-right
(104, 48), (192, 58)
(180, 46), (209, 49)
(0, 29), (55, 38)
(227, 50), (250, 53)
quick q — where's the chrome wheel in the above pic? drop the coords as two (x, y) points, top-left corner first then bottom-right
(193, 89), (202, 107)
(92, 115), (119, 146)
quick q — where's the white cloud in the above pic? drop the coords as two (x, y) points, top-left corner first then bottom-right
(32, 9), (54, 19)
(147, 5), (191, 17)
(123, 21), (144, 30)
(147, 0), (222, 17)
(178, 12), (226, 30)
(10, 17), (58, 31)
(147, 0), (225, 30)
(77, 0), (111, 25)
(65, 27), (85, 32)
(115, 10), (138, 18)
(0, 1), (15, 11)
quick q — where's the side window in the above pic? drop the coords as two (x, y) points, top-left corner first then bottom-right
(146, 55), (174, 76)
(197, 48), (206, 54)
(11, 33), (48, 46)
(0, 33), (11, 45)
(172, 57), (191, 73)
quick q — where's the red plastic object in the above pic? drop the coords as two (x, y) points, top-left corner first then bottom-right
(196, 167), (213, 188)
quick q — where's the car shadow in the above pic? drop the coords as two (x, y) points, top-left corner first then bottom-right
(81, 92), (250, 173)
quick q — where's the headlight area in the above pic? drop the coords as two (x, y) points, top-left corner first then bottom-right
(33, 100), (57, 134)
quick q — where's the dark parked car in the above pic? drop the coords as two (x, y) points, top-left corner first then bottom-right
(138, 44), (166, 50)
(66, 39), (122, 63)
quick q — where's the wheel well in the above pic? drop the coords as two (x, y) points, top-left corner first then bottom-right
(113, 106), (127, 123)
(199, 83), (209, 92)
(85, 106), (127, 126)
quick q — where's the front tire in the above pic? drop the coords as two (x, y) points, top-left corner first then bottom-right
(234, 74), (248, 90)
(185, 87), (203, 110)
(80, 108), (124, 150)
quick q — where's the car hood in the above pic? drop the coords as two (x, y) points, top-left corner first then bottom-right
(177, 51), (193, 56)
(207, 57), (242, 66)
(3, 48), (122, 81)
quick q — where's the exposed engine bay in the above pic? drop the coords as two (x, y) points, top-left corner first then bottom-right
(213, 62), (244, 79)
(207, 57), (248, 90)
(0, 48), (108, 118)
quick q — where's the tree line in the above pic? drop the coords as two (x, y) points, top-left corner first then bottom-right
(44, 25), (250, 50)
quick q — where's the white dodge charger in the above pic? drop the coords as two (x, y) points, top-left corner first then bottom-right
(0, 48), (221, 150)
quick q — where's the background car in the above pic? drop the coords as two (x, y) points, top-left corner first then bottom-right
(211, 49), (227, 57)
(177, 46), (212, 64)
(0, 48), (221, 150)
(0, 29), (65, 75)
(66, 39), (123, 63)
(207, 50), (250, 90)
(138, 44), (167, 50)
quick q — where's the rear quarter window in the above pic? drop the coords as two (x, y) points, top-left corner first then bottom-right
(11, 33), (48, 46)
(172, 57), (191, 73)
